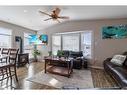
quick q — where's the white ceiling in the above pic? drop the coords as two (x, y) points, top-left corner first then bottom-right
(0, 6), (127, 31)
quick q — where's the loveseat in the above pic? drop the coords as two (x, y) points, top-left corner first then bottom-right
(57, 50), (87, 69)
(103, 52), (127, 88)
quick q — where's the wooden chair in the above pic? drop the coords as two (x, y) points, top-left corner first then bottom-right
(0, 48), (9, 84)
(8, 48), (19, 82)
(1, 48), (9, 55)
(0, 48), (19, 85)
(1, 48), (9, 63)
(0, 54), (9, 84)
(0, 48), (1, 54)
(0, 48), (1, 62)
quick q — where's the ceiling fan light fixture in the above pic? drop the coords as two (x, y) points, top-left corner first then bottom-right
(39, 7), (69, 23)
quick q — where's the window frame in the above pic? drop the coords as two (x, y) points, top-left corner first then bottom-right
(23, 32), (34, 59)
(52, 34), (61, 55)
(0, 27), (12, 48)
(62, 33), (80, 51)
(52, 32), (80, 55)
(51, 31), (93, 59)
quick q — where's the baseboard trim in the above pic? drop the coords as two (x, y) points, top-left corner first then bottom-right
(89, 65), (104, 70)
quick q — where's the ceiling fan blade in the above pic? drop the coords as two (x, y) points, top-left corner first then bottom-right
(39, 11), (51, 16)
(58, 16), (69, 19)
(54, 8), (61, 15)
(44, 18), (52, 21)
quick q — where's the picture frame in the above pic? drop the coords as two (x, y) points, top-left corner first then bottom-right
(102, 25), (127, 39)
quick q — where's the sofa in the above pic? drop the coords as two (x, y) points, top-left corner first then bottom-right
(57, 50), (87, 69)
(103, 52), (127, 88)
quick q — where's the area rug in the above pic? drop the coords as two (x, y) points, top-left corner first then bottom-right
(27, 69), (94, 89)
(91, 68), (119, 88)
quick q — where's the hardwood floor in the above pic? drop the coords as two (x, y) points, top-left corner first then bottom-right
(0, 62), (119, 90)
(0, 62), (55, 89)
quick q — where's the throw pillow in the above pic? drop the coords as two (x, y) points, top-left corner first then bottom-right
(110, 55), (126, 66)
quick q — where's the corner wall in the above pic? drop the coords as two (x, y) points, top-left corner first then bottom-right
(38, 18), (127, 67)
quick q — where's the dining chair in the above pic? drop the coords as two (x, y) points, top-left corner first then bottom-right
(0, 48), (1, 54)
(0, 48), (1, 62)
(0, 48), (9, 85)
(0, 47), (2, 55)
(1, 48), (9, 63)
(0, 55), (9, 84)
(0, 48), (19, 86)
(8, 48), (19, 82)
(1, 48), (9, 55)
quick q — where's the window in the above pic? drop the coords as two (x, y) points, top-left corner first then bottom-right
(62, 34), (79, 51)
(52, 35), (61, 55)
(24, 33), (34, 59)
(0, 27), (12, 48)
(52, 31), (92, 58)
(81, 32), (92, 58)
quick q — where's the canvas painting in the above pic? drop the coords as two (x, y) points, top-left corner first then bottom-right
(102, 25), (127, 39)
(29, 35), (42, 44)
(39, 34), (48, 45)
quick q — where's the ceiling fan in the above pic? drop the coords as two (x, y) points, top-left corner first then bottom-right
(39, 7), (69, 23)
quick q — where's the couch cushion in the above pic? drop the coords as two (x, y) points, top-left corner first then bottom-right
(122, 52), (127, 55)
(105, 62), (119, 70)
(121, 80), (127, 87)
(70, 51), (83, 58)
(63, 50), (70, 57)
(111, 67), (127, 80)
(109, 67), (127, 87)
(122, 58), (127, 67)
(122, 52), (127, 67)
(103, 55), (127, 87)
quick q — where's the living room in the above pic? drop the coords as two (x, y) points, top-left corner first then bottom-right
(0, 6), (127, 90)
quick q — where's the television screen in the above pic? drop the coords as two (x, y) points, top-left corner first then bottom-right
(39, 34), (48, 44)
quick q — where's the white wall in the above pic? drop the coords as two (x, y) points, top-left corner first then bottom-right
(38, 18), (127, 67)
(0, 20), (36, 48)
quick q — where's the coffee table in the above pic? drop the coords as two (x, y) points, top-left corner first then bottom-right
(44, 56), (73, 78)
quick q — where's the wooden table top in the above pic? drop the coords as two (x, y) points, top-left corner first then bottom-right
(44, 56), (73, 62)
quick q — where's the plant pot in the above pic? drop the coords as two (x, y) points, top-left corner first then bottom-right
(58, 56), (61, 58)
(34, 55), (38, 62)
(34, 59), (38, 62)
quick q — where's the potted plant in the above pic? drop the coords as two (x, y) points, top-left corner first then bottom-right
(48, 51), (52, 56)
(32, 49), (41, 62)
(57, 50), (64, 58)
